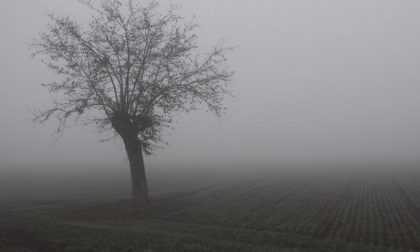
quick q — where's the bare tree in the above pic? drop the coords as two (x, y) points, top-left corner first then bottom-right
(32, 0), (233, 203)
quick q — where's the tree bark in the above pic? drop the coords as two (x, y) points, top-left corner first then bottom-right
(122, 135), (149, 204)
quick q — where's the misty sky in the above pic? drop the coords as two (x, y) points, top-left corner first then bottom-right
(1, 0), (420, 169)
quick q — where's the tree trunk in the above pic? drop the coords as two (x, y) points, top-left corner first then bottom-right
(122, 135), (149, 204)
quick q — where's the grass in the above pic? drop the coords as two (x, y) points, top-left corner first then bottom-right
(0, 166), (416, 252)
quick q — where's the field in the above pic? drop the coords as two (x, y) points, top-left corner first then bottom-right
(1, 165), (420, 251)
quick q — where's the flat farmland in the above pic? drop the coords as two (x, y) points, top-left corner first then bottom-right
(1, 166), (420, 251)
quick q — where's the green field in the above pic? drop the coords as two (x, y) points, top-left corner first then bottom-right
(1, 166), (420, 251)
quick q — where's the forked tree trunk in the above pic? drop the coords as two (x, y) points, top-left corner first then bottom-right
(122, 135), (149, 203)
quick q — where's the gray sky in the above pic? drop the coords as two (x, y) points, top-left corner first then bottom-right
(1, 0), (420, 169)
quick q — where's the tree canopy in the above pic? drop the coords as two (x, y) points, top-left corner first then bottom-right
(33, 0), (233, 154)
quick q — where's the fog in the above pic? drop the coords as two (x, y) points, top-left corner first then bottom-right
(2, 0), (420, 171)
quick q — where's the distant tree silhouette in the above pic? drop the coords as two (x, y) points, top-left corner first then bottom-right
(32, 0), (233, 203)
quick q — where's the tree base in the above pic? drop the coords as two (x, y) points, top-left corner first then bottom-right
(130, 197), (150, 209)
